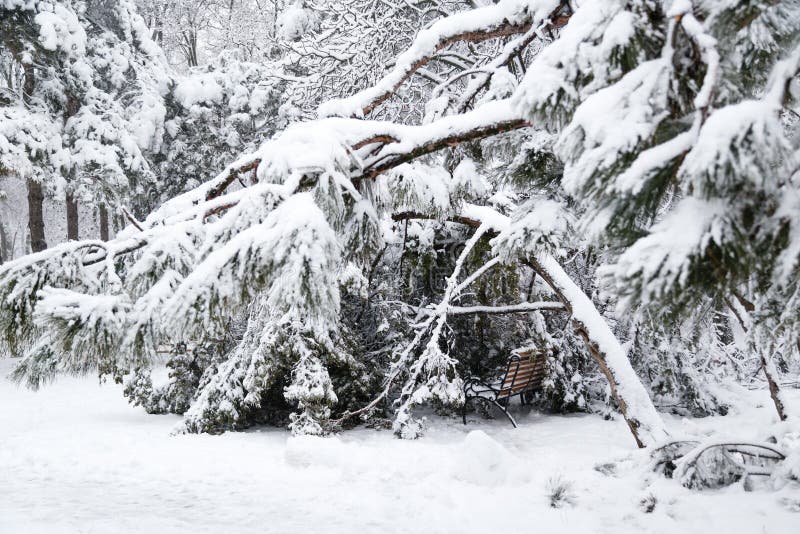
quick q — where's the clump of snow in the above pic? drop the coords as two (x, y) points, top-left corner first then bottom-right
(35, 4), (87, 56)
(602, 197), (729, 310)
(491, 198), (572, 260)
(476, 66), (517, 105)
(451, 158), (490, 199)
(451, 430), (516, 486)
(174, 74), (224, 108)
(277, 2), (317, 41)
(557, 58), (671, 197)
(513, 0), (628, 121)
(254, 120), (353, 185)
(386, 162), (453, 217)
(679, 100), (789, 194)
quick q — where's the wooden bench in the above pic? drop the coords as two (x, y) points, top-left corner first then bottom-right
(462, 350), (547, 428)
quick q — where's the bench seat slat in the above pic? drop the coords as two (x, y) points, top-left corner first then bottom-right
(501, 370), (545, 385)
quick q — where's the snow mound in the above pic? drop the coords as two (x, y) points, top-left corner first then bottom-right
(452, 430), (518, 486)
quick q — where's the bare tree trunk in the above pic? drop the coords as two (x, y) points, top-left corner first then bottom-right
(99, 203), (109, 241)
(761, 352), (788, 421)
(0, 216), (8, 263)
(182, 28), (199, 67)
(21, 62), (46, 253)
(22, 62), (34, 103)
(62, 90), (80, 241)
(66, 192), (79, 241)
(27, 178), (46, 252)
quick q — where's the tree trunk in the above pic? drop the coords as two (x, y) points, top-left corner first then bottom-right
(22, 62), (34, 103)
(725, 299), (789, 421)
(761, 352), (788, 421)
(27, 178), (46, 253)
(66, 192), (79, 241)
(0, 216), (9, 263)
(21, 61), (46, 253)
(99, 203), (109, 241)
(528, 255), (669, 448)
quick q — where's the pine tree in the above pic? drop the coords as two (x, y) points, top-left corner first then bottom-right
(0, 0), (170, 246)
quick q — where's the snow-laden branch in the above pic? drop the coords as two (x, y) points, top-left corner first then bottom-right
(390, 222), (495, 437)
(0, 97), (529, 282)
(441, 302), (564, 315)
(653, 438), (787, 489)
(317, 0), (567, 118)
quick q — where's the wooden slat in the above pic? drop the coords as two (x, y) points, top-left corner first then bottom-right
(493, 352), (548, 396)
(501, 370), (544, 385)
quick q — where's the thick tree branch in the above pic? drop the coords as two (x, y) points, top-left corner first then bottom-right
(361, 117), (529, 181)
(204, 158), (261, 202)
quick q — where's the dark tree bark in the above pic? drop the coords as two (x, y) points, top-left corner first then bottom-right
(63, 90), (80, 242)
(761, 353), (788, 421)
(66, 192), (79, 240)
(22, 62), (34, 103)
(0, 216), (9, 264)
(726, 299), (788, 421)
(22, 63), (47, 252)
(27, 178), (46, 252)
(99, 203), (109, 241)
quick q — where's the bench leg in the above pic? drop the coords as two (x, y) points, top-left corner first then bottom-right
(493, 400), (517, 428)
(462, 396), (470, 425)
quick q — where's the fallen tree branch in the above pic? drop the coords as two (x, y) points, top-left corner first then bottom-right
(653, 439), (787, 489)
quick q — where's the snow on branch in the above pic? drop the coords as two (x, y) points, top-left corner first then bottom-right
(0, 240), (104, 355)
(440, 302), (564, 315)
(318, 0), (567, 118)
(164, 192), (340, 339)
(391, 222), (494, 438)
(0, 91), (532, 390)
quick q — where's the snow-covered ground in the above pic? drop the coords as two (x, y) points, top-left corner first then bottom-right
(1, 357), (797, 534)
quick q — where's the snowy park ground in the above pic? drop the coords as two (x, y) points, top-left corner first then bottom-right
(1, 357), (797, 534)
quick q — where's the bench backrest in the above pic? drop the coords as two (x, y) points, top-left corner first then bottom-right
(498, 351), (546, 397)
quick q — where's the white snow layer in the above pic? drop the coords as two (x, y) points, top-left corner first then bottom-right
(1, 357), (797, 533)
